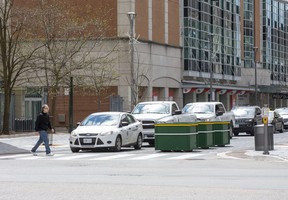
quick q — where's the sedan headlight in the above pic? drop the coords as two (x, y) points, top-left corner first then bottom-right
(100, 131), (114, 136)
(71, 131), (77, 137)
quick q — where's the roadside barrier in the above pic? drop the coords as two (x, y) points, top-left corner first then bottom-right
(155, 123), (197, 151)
(155, 121), (230, 152)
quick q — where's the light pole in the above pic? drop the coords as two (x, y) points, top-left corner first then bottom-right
(209, 0), (218, 102)
(127, 12), (136, 110)
(209, 33), (214, 102)
(253, 46), (258, 105)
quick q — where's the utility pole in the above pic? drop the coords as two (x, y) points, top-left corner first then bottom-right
(127, 12), (136, 110)
(69, 76), (74, 133)
(209, 0), (218, 102)
(253, 46), (258, 105)
(209, 33), (214, 102)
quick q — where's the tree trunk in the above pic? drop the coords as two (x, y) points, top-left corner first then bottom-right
(2, 86), (11, 135)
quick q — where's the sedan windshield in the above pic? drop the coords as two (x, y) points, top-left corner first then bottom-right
(81, 114), (120, 126)
(132, 103), (170, 114)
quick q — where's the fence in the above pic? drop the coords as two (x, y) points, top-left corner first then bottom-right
(14, 119), (34, 132)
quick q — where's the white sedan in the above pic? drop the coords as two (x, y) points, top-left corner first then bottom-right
(69, 112), (143, 152)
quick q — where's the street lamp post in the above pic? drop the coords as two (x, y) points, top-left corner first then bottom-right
(127, 12), (136, 110)
(209, 33), (214, 102)
(208, 0), (219, 102)
(253, 46), (258, 105)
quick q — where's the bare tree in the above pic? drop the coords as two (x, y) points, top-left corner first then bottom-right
(30, 0), (118, 125)
(76, 54), (119, 111)
(0, 0), (42, 134)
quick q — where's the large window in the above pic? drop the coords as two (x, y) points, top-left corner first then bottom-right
(183, 0), (241, 77)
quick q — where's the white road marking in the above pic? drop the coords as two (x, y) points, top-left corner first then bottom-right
(167, 154), (203, 160)
(91, 154), (134, 160)
(0, 154), (31, 159)
(54, 154), (100, 160)
(128, 154), (168, 160)
(0, 152), (206, 161)
(217, 151), (244, 160)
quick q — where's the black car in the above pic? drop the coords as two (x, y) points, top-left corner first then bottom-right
(231, 106), (263, 136)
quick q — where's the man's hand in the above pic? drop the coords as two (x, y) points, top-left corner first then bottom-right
(51, 129), (55, 133)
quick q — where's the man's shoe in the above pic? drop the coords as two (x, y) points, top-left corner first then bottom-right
(30, 151), (37, 156)
(46, 153), (54, 156)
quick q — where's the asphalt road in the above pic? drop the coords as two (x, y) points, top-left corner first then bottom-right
(0, 132), (288, 200)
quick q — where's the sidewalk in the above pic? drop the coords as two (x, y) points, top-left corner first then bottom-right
(0, 132), (70, 155)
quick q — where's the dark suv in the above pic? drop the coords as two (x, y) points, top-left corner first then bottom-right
(231, 106), (263, 136)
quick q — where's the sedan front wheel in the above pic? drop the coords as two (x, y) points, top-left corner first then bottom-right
(134, 134), (143, 150)
(112, 136), (122, 152)
(70, 147), (80, 153)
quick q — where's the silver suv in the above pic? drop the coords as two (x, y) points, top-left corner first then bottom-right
(131, 101), (182, 145)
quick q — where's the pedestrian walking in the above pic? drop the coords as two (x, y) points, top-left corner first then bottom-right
(31, 104), (55, 156)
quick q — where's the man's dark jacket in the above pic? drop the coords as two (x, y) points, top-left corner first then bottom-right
(35, 112), (52, 131)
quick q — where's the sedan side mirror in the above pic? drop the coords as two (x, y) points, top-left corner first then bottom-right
(121, 121), (129, 127)
(76, 122), (81, 127)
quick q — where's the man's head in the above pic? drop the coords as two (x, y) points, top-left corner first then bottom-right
(42, 104), (49, 113)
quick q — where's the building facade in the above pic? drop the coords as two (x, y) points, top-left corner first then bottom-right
(5, 0), (288, 131)
(182, 0), (288, 110)
(9, 0), (184, 129)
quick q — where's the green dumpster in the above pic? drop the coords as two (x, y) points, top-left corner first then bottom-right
(212, 122), (230, 147)
(155, 123), (198, 151)
(197, 122), (214, 149)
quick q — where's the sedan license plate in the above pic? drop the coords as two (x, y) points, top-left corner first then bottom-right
(83, 138), (92, 143)
(234, 124), (239, 128)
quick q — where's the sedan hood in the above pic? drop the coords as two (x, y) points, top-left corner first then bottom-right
(133, 114), (171, 120)
(74, 125), (117, 134)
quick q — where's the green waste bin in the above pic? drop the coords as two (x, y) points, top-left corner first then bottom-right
(197, 122), (213, 149)
(212, 122), (230, 147)
(155, 123), (198, 151)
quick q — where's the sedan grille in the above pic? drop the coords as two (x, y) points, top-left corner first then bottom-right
(79, 138), (96, 145)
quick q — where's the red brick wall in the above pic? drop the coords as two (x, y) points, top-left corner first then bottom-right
(49, 86), (118, 127)
(13, 0), (117, 38)
(152, 0), (165, 44)
(168, 0), (180, 46)
(136, 0), (149, 40)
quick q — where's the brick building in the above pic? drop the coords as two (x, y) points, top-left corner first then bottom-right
(5, 0), (288, 132)
(10, 0), (183, 130)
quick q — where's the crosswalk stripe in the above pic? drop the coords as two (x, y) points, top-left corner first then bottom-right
(91, 154), (134, 160)
(167, 154), (202, 160)
(19, 153), (67, 160)
(0, 154), (31, 159)
(19, 156), (44, 160)
(128, 154), (167, 160)
(0, 153), (206, 161)
(54, 154), (99, 160)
